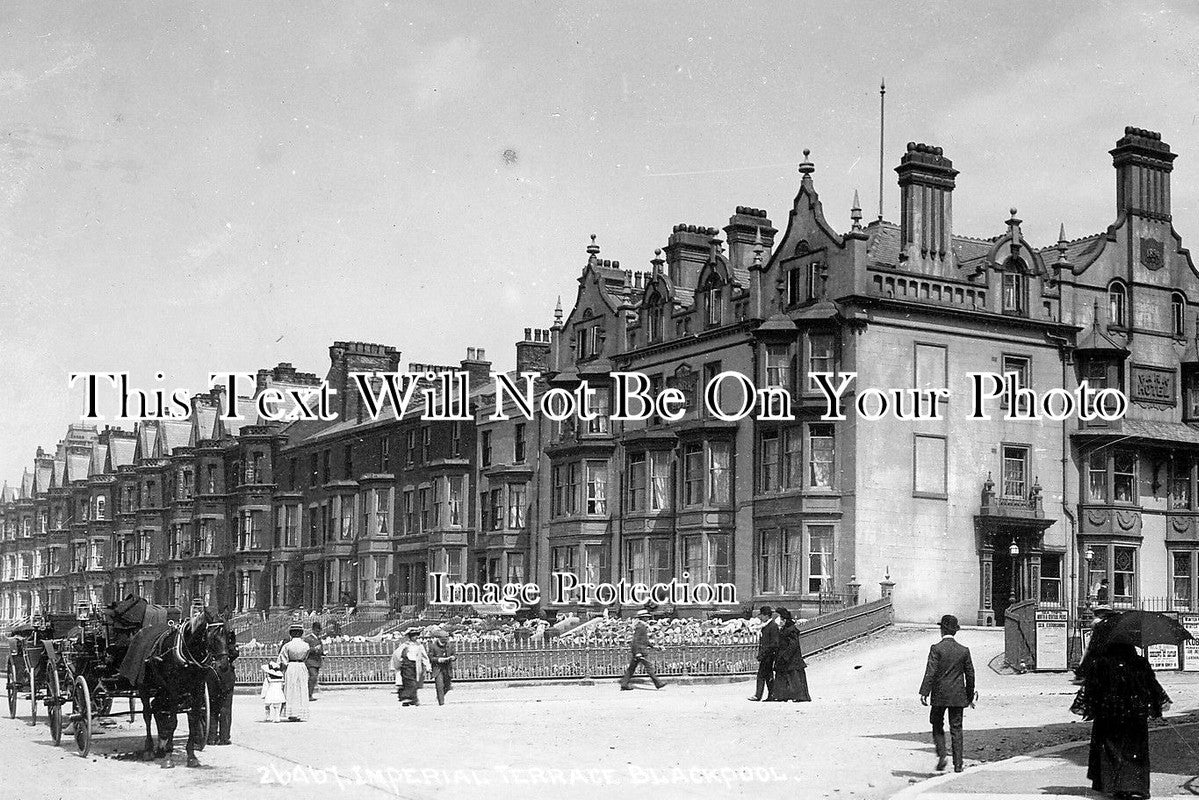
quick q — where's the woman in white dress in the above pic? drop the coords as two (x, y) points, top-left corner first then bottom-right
(390, 628), (431, 706)
(279, 624), (311, 721)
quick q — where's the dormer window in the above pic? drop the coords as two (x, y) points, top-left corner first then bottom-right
(1109, 281), (1128, 328)
(1172, 293), (1186, 338)
(1001, 261), (1026, 314)
(704, 284), (722, 328)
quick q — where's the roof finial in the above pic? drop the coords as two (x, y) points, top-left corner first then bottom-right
(752, 227), (764, 268)
(553, 296), (563, 329)
(851, 189), (863, 231)
(650, 248), (664, 276)
(586, 233), (600, 267)
(798, 148), (815, 177)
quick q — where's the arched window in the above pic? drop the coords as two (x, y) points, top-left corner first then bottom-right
(1109, 281), (1128, 328)
(703, 278), (722, 328)
(1001, 259), (1027, 314)
(645, 299), (664, 342)
(1172, 292), (1186, 338)
(95, 496), (105, 520)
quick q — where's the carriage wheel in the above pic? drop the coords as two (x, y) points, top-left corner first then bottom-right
(72, 677), (92, 757)
(197, 682), (211, 744)
(48, 668), (63, 745)
(5, 662), (16, 719)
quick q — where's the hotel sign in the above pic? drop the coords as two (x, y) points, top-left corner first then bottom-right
(1130, 364), (1175, 406)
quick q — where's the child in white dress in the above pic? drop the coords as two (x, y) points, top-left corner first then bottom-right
(260, 661), (286, 722)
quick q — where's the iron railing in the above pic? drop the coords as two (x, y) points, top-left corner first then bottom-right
(231, 598), (894, 685)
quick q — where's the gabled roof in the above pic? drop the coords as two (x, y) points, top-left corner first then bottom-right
(20, 469), (34, 498)
(1037, 233), (1107, 273)
(0, 482), (15, 503)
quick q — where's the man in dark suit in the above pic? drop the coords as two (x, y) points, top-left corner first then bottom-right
(749, 606), (779, 701)
(303, 621), (324, 701)
(619, 608), (665, 690)
(919, 614), (976, 773)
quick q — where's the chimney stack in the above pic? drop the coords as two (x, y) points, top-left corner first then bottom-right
(326, 341), (402, 421)
(460, 346), (492, 386)
(896, 142), (958, 271)
(665, 224), (717, 289)
(724, 207), (777, 274)
(1111, 126), (1175, 221)
(516, 328), (552, 373)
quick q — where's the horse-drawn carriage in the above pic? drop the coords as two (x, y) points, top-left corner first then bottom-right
(43, 597), (222, 763)
(4, 613), (76, 726)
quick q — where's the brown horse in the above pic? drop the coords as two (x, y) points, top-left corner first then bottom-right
(132, 610), (213, 767)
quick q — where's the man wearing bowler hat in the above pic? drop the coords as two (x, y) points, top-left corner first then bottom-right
(619, 606), (665, 690)
(919, 614), (975, 773)
(748, 605), (779, 701)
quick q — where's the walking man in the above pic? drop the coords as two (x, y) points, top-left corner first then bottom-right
(749, 605), (779, 701)
(919, 614), (976, 773)
(426, 629), (456, 706)
(303, 621), (324, 701)
(619, 608), (665, 690)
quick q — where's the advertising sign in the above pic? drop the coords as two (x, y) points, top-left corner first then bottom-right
(1182, 614), (1199, 673)
(1034, 609), (1068, 671)
(1147, 643), (1180, 672)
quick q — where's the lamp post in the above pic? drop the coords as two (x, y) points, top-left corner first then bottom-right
(1009, 542), (1020, 605)
(1084, 546), (1095, 607)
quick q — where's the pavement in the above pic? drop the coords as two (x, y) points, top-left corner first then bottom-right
(1, 625), (1195, 800)
(891, 720), (1199, 800)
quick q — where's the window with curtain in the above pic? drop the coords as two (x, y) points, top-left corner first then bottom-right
(507, 483), (526, 529)
(1113, 452), (1136, 502)
(807, 525), (833, 593)
(1088, 451), (1107, 502)
(1001, 445), (1029, 499)
(583, 544), (608, 584)
(1172, 550), (1195, 610)
(627, 453), (647, 512)
(709, 534), (731, 584)
(587, 388), (610, 434)
(650, 451), (671, 511)
(809, 425), (835, 489)
(682, 444), (703, 506)
(447, 476), (463, 526)
(760, 432), (780, 493)
(766, 344), (791, 389)
(585, 462), (608, 514)
(683, 535), (703, 581)
(808, 334), (835, 390)
(1171, 457), (1192, 510)
(1109, 281), (1127, 327)
(1113, 546), (1136, 604)
(708, 442), (731, 505)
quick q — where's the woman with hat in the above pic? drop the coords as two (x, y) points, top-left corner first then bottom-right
(390, 627), (432, 706)
(260, 661), (286, 723)
(769, 608), (811, 702)
(278, 624), (311, 721)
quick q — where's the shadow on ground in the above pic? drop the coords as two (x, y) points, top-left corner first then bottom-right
(868, 710), (1199, 771)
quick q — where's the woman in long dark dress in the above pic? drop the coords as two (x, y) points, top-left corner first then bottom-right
(1076, 642), (1170, 799)
(770, 608), (811, 702)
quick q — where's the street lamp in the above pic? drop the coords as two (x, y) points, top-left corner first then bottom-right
(1009, 542), (1020, 605)
(1084, 547), (1095, 607)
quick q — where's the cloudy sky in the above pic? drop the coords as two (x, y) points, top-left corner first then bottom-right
(2, 1), (1198, 482)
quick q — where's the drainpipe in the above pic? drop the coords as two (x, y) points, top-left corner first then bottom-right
(1048, 332), (1079, 655)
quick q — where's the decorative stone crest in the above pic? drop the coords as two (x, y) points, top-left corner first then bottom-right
(1140, 237), (1164, 271)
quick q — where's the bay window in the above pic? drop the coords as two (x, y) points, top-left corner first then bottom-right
(766, 344), (791, 389)
(760, 432), (780, 493)
(627, 453), (647, 512)
(650, 451), (670, 511)
(448, 476), (464, 527)
(585, 462), (608, 515)
(708, 442), (731, 505)
(507, 483), (526, 529)
(625, 538), (671, 586)
(582, 544), (608, 584)
(758, 526), (833, 596)
(683, 444), (703, 506)
(807, 333), (835, 390)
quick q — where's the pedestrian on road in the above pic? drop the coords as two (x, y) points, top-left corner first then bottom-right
(303, 621), (324, 701)
(748, 606), (779, 702)
(391, 628), (432, 706)
(1074, 641), (1171, 799)
(260, 662), (286, 723)
(426, 629), (456, 706)
(279, 624), (311, 721)
(619, 608), (665, 690)
(769, 608), (810, 702)
(919, 614), (975, 773)
(207, 622), (238, 745)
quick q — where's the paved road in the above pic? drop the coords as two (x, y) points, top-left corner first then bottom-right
(3, 626), (1196, 800)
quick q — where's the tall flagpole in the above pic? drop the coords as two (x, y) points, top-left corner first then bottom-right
(878, 79), (886, 222)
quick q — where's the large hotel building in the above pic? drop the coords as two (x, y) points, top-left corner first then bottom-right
(3, 127), (1199, 627)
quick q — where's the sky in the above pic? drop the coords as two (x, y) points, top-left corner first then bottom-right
(2, 0), (1199, 483)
